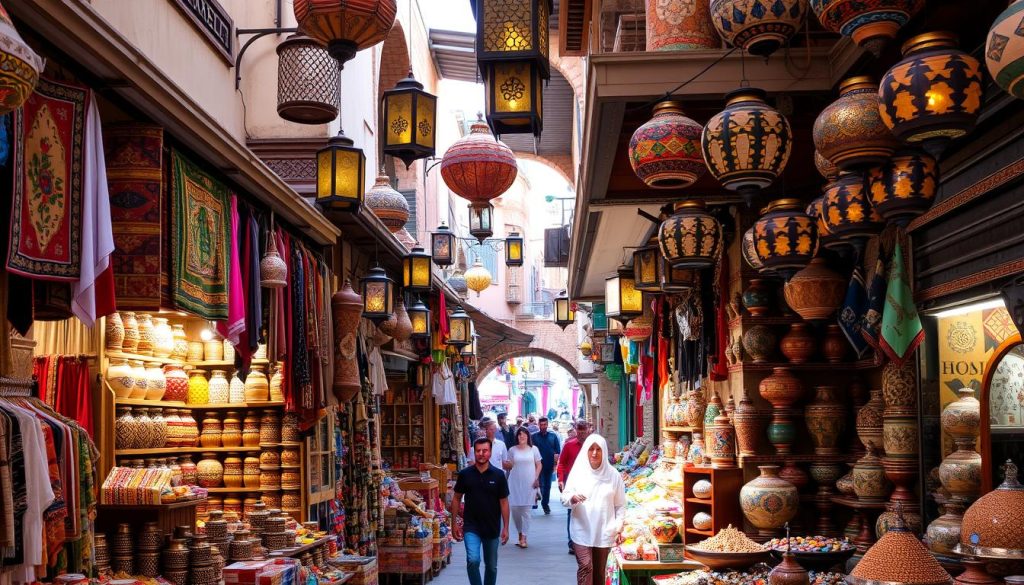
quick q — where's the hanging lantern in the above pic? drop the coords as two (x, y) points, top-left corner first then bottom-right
(316, 129), (366, 212)
(633, 236), (662, 292)
(402, 246), (432, 292)
(431, 223), (456, 267)
(605, 264), (643, 321)
(660, 259), (698, 292)
(0, 2), (42, 116)
(865, 150), (938, 226)
(447, 270), (468, 298)
(554, 291), (575, 329)
(624, 314), (653, 341)
(813, 76), (901, 171)
(753, 199), (818, 280)
(710, 0), (808, 58)
(407, 297), (431, 339)
(658, 200), (722, 269)
(360, 266), (394, 323)
(382, 71), (437, 168)
(293, 0), (398, 64)
(987, 2), (1024, 100)
(482, 60), (544, 137)
(365, 171), (408, 232)
(878, 32), (983, 158)
(392, 298), (413, 342)
(448, 305), (473, 348)
(629, 101), (706, 189)
(276, 34), (340, 124)
(814, 150), (838, 182)
(810, 0), (924, 56)
(465, 260), (492, 295)
(742, 225), (766, 272)
(440, 114), (518, 205)
(469, 203), (494, 243)
(822, 172), (884, 249)
(702, 87), (793, 204)
(579, 338), (593, 357)
(505, 232), (524, 266)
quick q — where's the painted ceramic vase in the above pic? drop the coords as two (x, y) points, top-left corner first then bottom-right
(136, 313), (155, 355)
(821, 324), (848, 363)
(939, 438), (982, 502)
(197, 453), (224, 488)
(856, 388), (885, 451)
(243, 456), (261, 488)
(688, 432), (705, 462)
(243, 412), (261, 447)
(805, 385), (846, 454)
(170, 323), (188, 360)
(222, 411), (242, 447)
(187, 341), (205, 362)
(732, 389), (762, 457)
(269, 364), (285, 402)
(261, 447), (281, 467)
(163, 364), (189, 402)
(926, 501), (964, 555)
(779, 461), (810, 491)
(222, 453), (244, 488)
(204, 339), (223, 362)
(693, 479), (713, 499)
(135, 408), (156, 449)
(882, 360), (916, 409)
(740, 465), (799, 536)
(710, 0), (806, 57)
(809, 463), (844, 492)
(150, 408), (167, 448)
(810, 0), (923, 55)
(836, 464), (856, 495)
(941, 387), (981, 440)
(208, 370), (229, 404)
(658, 200), (723, 269)
(882, 412), (918, 459)
(630, 102), (707, 189)
(783, 257), (845, 321)
(200, 412), (223, 448)
(742, 226), (765, 271)
(107, 358), (135, 398)
(259, 466), (281, 489)
(188, 369), (209, 405)
(704, 392), (723, 432)
(129, 360), (148, 399)
(121, 311), (139, 353)
(163, 408), (183, 447)
(105, 312), (125, 351)
(332, 279), (363, 402)
(879, 32), (982, 157)
(813, 76), (901, 170)
(152, 317), (174, 358)
(753, 199), (818, 278)
(821, 172), (884, 246)
(645, 0), (720, 51)
(742, 325), (777, 363)
(742, 279), (772, 316)
(780, 323), (816, 364)
(875, 505), (923, 539)
(180, 410), (199, 447)
(852, 448), (888, 502)
(687, 389), (708, 432)
(229, 372), (245, 404)
(708, 410), (736, 468)
(116, 406), (138, 449)
(988, 1), (1024, 100)
(178, 455), (197, 486)
(759, 367), (803, 407)
(865, 149), (938, 227)
(144, 362), (166, 401)
(245, 366), (269, 402)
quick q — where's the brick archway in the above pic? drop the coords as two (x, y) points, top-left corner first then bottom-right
(475, 321), (586, 401)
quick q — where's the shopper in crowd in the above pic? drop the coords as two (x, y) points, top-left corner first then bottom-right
(497, 412), (516, 447)
(526, 414), (540, 434)
(561, 434), (625, 585)
(557, 420), (591, 554)
(480, 418), (510, 471)
(516, 414), (525, 427)
(453, 437), (511, 585)
(531, 416), (561, 515)
(504, 426), (542, 548)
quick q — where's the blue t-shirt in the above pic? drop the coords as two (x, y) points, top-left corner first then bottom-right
(454, 464), (510, 539)
(531, 430), (561, 470)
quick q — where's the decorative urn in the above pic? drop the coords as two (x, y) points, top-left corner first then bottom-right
(658, 200), (722, 269)
(753, 198), (817, 279)
(810, 0), (925, 56)
(732, 389), (761, 457)
(783, 257), (845, 321)
(645, 0), (720, 51)
(865, 150), (938, 227)
(740, 465), (800, 537)
(711, 0), (808, 58)
(821, 172), (884, 248)
(813, 77), (901, 170)
(743, 325), (778, 363)
(780, 323), (816, 364)
(629, 101), (706, 189)
(987, 1), (1024, 100)
(805, 385), (846, 454)
(331, 279), (364, 401)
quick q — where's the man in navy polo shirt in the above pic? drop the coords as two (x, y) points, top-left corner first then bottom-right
(453, 437), (510, 585)
(531, 416), (561, 514)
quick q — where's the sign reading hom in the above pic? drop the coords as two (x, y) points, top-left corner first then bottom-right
(169, 0), (234, 62)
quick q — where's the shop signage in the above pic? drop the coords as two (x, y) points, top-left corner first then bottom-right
(169, 0), (234, 62)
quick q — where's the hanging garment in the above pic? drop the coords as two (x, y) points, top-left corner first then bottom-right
(432, 362), (457, 405)
(879, 241), (924, 366)
(710, 251), (729, 381)
(861, 257), (888, 350)
(839, 265), (870, 359)
(215, 194), (245, 345)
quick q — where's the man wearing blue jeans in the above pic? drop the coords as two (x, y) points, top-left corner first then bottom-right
(453, 437), (510, 585)
(531, 417), (561, 514)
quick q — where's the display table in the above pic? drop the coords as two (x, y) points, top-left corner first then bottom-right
(608, 550), (703, 585)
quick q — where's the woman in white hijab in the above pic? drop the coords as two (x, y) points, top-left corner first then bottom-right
(560, 434), (625, 585)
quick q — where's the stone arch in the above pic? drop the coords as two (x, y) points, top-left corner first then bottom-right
(475, 347), (589, 405)
(516, 152), (574, 187)
(378, 21), (411, 101)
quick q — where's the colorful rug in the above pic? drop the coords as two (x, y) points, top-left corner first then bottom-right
(104, 123), (164, 310)
(6, 77), (89, 280)
(169, 149), (230, 319)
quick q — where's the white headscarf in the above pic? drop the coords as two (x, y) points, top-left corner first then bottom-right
(561, 434), (626, 548)
(563, 434), (618, 497)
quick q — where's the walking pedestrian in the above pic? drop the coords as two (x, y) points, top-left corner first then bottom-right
(561, 434), (625, 585)
(504, 427), (541, 548)
(479, 418), (510, 471)
(557, 420), (591, 554)
(531, 416), (561, 514)
(453, 437), (511, 585)
(497, 412), (516, 447)
(526, 414), (540, 434)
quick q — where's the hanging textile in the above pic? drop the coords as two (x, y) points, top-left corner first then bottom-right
(879, 240), (924, 366)
(839, 264), (870, 359)
(215, 194), (244, 345)
(861, 257), (888, 350)
(710, 250), (729, 381)
(6, 77), (89, 281)
(169, 149), (230, 319)
(103, 124), (164, 310)
(33, 356), (93, 437)
(0, 267), (11, 376)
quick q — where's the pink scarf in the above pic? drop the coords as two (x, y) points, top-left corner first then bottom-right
(216, 194), (244, 345)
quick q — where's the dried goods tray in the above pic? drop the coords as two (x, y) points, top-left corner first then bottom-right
(683, 547), (772, 570)
(768, 547), (855, 571)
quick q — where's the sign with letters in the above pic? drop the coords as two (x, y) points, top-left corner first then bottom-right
(170, 0), (234, 62)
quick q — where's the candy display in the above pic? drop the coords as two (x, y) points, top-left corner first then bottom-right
(766, 536), (853, 553)
(690, 526), (766, 553)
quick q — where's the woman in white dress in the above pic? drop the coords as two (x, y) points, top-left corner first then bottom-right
(505, 426), (542, 548)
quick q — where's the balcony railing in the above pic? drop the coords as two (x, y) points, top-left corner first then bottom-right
(516, 302), (553, 319)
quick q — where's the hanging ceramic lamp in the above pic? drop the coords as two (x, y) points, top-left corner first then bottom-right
(711, 0), (808, 57)
(365, 171), (409, 233)
(645, 0), (720, 50)
(753, 199), (817, 280)
(261, 221), (287, 289)
(702, 87), (792, 204)
(822, 172), (884, 249)
(814, 76), (901, 170)
(658, 200), (722, 269)
(865, 150), (938, 226)
(465, 260), (492, 295)
(440, 114), (518, 205)
(810, 0), (925, 56)
(987, 1), (1024, 100)
(629, 101), (706, 189)
(276, 33), (340, 124)
(878, 32), (983, 158)
(0, 2), (42, 116)
(293, 0), (398, 65)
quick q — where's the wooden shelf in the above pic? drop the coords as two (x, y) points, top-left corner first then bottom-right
(728, 358), (881, 373)
(189, 358), (270, 368)
(106, 351), (184, 365)
(685, 497), (712, 505)
(830, 495), (888, 510)
(662, 426), (694, 433)
(99, 499), (204, 510)
(685, 528), (713, 537)
(115, 446), (261, 456)
(115, 398), (285, 410)
(738, 453), (848, 464)
(203, 487), (258, 493)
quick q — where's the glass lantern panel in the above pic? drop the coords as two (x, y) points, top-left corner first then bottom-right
(451, 318), (469, 342)
(385, 92), (414, 146)
(418, 94), (437, 149)
(636, 250), (658, 286)
(620, 276), (643, 315)
(410, 311), (429, 335)
(483, 0), (533, 53)
(412, 257), (431, 288)
(605, 276), (621, 316)
(364, 282), (389, 314)
(491, 61), (533, 115)
(507, 239), (522, 261)
(432, 234), (452, 263)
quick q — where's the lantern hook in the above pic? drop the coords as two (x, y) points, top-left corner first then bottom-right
(235, 26), (300, 90)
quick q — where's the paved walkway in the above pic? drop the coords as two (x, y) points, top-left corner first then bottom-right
(432, 486), (579, 585)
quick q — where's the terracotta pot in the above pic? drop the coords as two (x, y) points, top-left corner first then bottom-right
(783, 258), (845, 321)
(740, 465), (799, 537)
(780, 323), (816, 364)
(222, 411), (242, 447)
(197, 453), (224, 488)
(805, 385), (846, 454)
(121, 311), (139, 353)
(743, 325), (777, 363)
(821, 324), (848, 363)
(927, 501), (964, 555)
(856, 388), (885, 451)
(732, 389), (762, 457)
(200, 412), (223, 448)
(163, 364), (189, 402)
(105, 312), (125, 351)
(954, 559), (1000, 585)
(769, 549), (810, 585)
(939, 437), (982, 503)
(852, 448), (888, 502)
(881, 360), (916, 409)
(222, 454), (243, 488)
(742, 278), (772, 316)
(136, 313), (155, 355)
(208, 370), (229, 404)
(779, 461), (810, 491)
(882, 412), (918, 459)
(107, 358), (136, 398)
(243, 411), (261, 447)
(332, 279), (363, 402)
(645, 0), (720, 51)
(760, 367), (803, 408)
(686, 389), (707, 432)
(393, 298), (413, 342)
(163, 408), (183, 447)
(244, 366), (269, 402)
(941, 387), (981, 440)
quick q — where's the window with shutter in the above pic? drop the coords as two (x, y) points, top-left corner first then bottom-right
(400, 189), (417, 241)
(544, 226), (570, 267)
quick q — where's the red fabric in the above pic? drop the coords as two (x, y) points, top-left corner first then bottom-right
(710, 251), (730, 381)
(657, 299), (670, 394)
(94, 264), (117, 318)
(438, 291), (449, 341)
(557, 437), (583, 483)
(34, 355), (52, 403)
(636, 403), (644, 437)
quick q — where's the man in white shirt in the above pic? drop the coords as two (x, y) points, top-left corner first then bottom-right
(480, 418), (511, 471)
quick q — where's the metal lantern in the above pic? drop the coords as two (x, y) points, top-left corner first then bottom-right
(0, 2), (41, 116)
(402, 246), (432, 292)
(360, 266), (394, 322)
(482, 60), (544, 136)
(316, 129), (366, 212)
(448, 305), (473, 348)
(753, 198), (818, 279)
(659, 258), (698, 292)
(710, 0), (808, 58)
(440, 114), (517, 205)
(865, 150), (938, 226)
(878, 32), (983, 158)
(382, 71), (437, 168)
(469, 203), (494, 243)
(365, 171), (408, 232)
(629, 101), (706, 189)
(702, 87), (792, 204)
(431, 223), (456, 267)
(407, 297), (431, 339)
(633, 236), (662, 292)
(810, 0), (924, 56)
(658, 200), (722, 269)
(813, 76), (901, 171)
(293, 0), (398, 64)
(276, 34), (340, 124)
(505, 232), (524, 266)
(465, 260), (492, 295)
(822, 171), (884, 249)
(473, 0), (551, 78)
(605, 264), (643, 320)
(554, 291), (575, 330)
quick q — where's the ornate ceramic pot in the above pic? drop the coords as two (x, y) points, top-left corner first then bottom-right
(753, 199), (818, 278)
(229, 372), (245, 404)
(658, 200), (723, 269)
(813, 76), (902, 170)
(150, 408), (167, 448)
(732, 389), (761, 457)
(866, 149), (938, 227)
(129, 360), (148, 399)
(759, 367), (803, 407)
(197, 453), (224, 488)
(836, 464), (856, 495)
(856, 388), (885, 451)
(769, 549), (811, 585)
(223, 339), (235, 362)
(687, 389), (708, 432)
(245, 366), (269, 402)
(926, 501), (963, 554)
(988, 1), (1024, 100)
(180, 410), (199, 447)
(645, 0), (719, 51)
(259, 466), (282, 489)
(105, 312), (125, 351)
(261, 447), (281, 467)
(740, 465), (799, 536)
(883, 412), (919, 459)
(941, 387), (981, 440)
(822, 172), (884, 246)
(178, 455), (197, 485)
(688, 432), (705, 463)
(809, 463), (844, 493)
(852, 448), (889, 502)
(222, 454), (243, 488)
(875, 506), (922, 539)
(332, 279), (363, 402)
(810, 0), (924, 56)
(204, 339), (223, 362)
(742, 278), (772, 316)
(121, 311), (139, 353)
(243, 412), (261, 447)
(783, 257), (845, 321)
(200, 412), (223, 448)
(163, 408), (184, 447)
(188, 370), (209, 405)
(780, 323), (816, 364)
(742, 226), (765, 271)
(939, 438), (982, 502)
(107, 358), (135, 398)
(821, 324), (848, 363)
(269, 364), (285, 402)
(693, 479), (713, 499)
(282, 413), (301, 442)
(208, 370), (229, 404)
(144, 362), (166, 401)
(152, 317), (174, 358)
(693, 511), (713, 531)
(116, 406), (138, 449)
(260, 410), (282, 444)
(170, 323), (188, 360)
(704, 392), (723, 433)
(743, 325), (777, 363)
(882, 360), (917, 409)
(805, 385), (846, 454)
(135, 408), (156, 448)
(630, 101), (707, 189)
(779, 461), (810, 491)
(281, 447), (300, 466)
(710, 0), (806, 57)
(708, 410), (736, 468)
(163, 364), (189, 402)
(222, 411), (242, 447)
(136, 313), (155, 355)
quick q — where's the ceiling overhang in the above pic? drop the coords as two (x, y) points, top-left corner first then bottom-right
(428, 29), (478, 83)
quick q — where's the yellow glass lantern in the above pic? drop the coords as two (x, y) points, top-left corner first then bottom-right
(605, 264), (643, 320)
(431, 223), (456, 267)
(382, 72), (437, 169)
(554, 291), (575, 330)
(632, 236), (661, 292)
(469, 203), (494, 243)
(482, 60), (543, 136)
(448, 305), (473, 348)
(360, 266), (394, 322)
(402, 246), (432, 292)
(465, 260), (492, 295)
(316, 129), (366, 212)
(505, 232), (524, 266)
(659, 257), (698, 292)
(407, 297), (431, 339)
